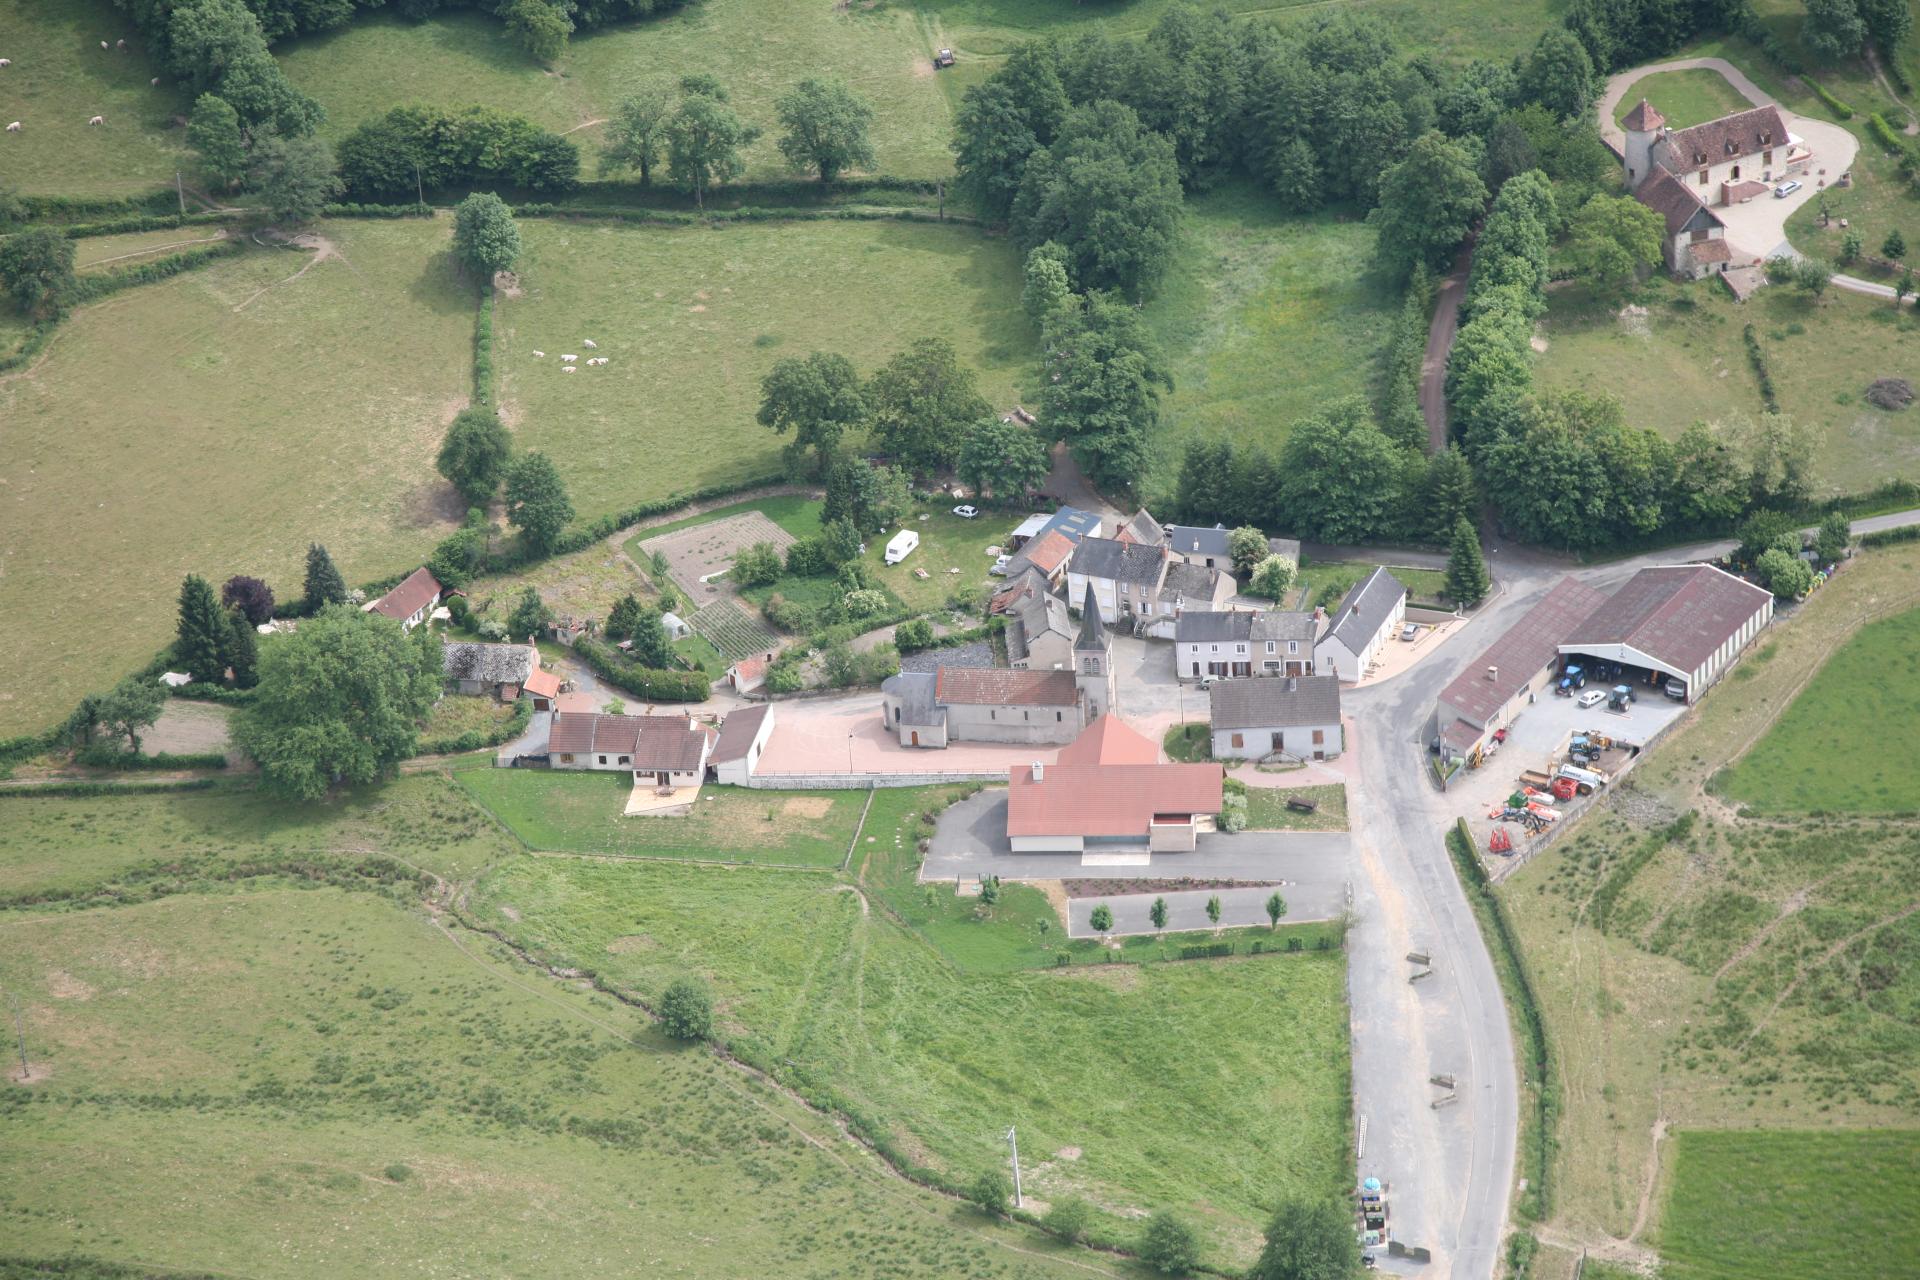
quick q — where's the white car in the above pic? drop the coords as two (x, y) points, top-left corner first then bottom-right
(1576, 689), (1606, 709)
(952, 504), (978, 519)
(1773, 180), (1802, 199)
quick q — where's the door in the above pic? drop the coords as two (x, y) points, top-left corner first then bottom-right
(910, 731), (919, 747)
(655, 771), (669, 786)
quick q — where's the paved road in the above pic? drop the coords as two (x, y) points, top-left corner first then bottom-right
(1596, 56), (1775, 152)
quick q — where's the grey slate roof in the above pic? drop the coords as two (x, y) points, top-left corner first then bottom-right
(442, 641), (535, 686)
(1035, 506), (1102, 545)
(1071, 536), (1165, 587)
(882, 672), (945, 727)
(1119, 509), (1165, 545)
(1324, 568), (1407, 654)
(1162, 560), (1221, 602)
(1006, 591), (1072, 664)
(1165, 524), (1233, 559)
(1209, 674), (1343, 731)
(1175, 611), (1255, 645)
(1251, 611), (1316, 644)
(1074, 582), (1107, 652)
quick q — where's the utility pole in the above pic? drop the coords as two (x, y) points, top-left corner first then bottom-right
(415, 161), (424, 211)
(1005, 1126), (1023, 1208)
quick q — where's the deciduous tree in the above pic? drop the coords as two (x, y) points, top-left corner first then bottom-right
(969, 1169), (1013, 1216)
(1250, 556), (1294, 602)
(1276, 400), (1403, 542)
(1369, 131), (1488, 278)
(774, 77), (875, 183)
(503, 451), (574, 553)
(1814, 512), (1853, 562)
(1139, 1209), (1201, 1275)
(0, 227), (76, 319)
(1248, 1197), (1359, 1280)
(866, 337), (991, 474)
(667, 77), (760, 210)
(507, 587), (552, 641)
(757, 351), (867, 475)
(451, 192), (521, 279)
(1042, 291), (1171, 491)
(250, 133), (343, 225)
(437, 407), (513, 506)
(1756, 546), (1815, 598)
(732, 542), (784, 588)
(659, 975), (713, 1040)
(1227, 527), (1269, 575)
(1090, 903), (1113, 936)
(1266, 891), (1287, 929)
(1560, 194), (1664, 304)
(221, 575), (276, 626)
(600, 86), (674, 185)
(1804, 0), (1868, 60)
(958, 416), (1051, 500)
(1517, 29), (1596, 121)
(187, 92), (247, 187)
(1149, 896), (1169, 934)
(1205, 895), (1223, 927)
(236, 606), (441, 800)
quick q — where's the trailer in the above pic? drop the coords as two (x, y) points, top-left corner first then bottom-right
(884, 529), (920, 565)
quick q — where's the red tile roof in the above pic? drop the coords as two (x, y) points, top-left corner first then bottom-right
(524, 665), (562, 698)
(1438, 577), (1610, 729)
(1622, 98), (1664, 131)
(730, 657), (768, 690)
(369, 567), (441, 622)
(1007, 762), (1223, 838)
(1661, 105), (1791, 168)
(1023, 529), (1075, 574)
(1690, 238), (1733, 264)
(1055, 715), (1159, 766)
(1560, 565), (1771, 675)
(934, 667), (1078, 707)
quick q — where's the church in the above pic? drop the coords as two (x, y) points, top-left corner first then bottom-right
(1622, 98), (1815, 279)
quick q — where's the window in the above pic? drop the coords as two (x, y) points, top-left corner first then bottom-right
(1266, 641), (1276, 653)
(990, 709), (996, 720)
(1023, 710), (1030, 722)
(1264, 661), (1279, 672)
(619, 755), (630, 765)
(1763, 148), (1773, 165)
(1288, 641), (1298, 654)
(598, 755), (607, 765)
(1731, 164), (1740, 179)
(1056, 711), (1063, 722)
(1230, 733), (1244, 749)
(1210, 645), (1219, 653)
(1311, 729), (1325, 745)
(560, 753), (574, 764)
(1691, 228), (1708, 243)
(893, 706), (900, 723)
(1235, 644), (1246, 654)
(1698, 168), (1709, 185)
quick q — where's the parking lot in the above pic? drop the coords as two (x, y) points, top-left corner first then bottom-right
(1448, 675), (1687, 864)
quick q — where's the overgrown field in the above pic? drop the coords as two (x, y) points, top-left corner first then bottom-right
(1652, 1130), (1920, 1280)
(494, 218), (1032, 519)
(0, 781), (1095, 1278)
(1534, 278), (1920, 496)
(1138, 187), (1401, 502)
(1718, 606), (1920, 814)
(0, 219), (473, 739)
(1499, 547), (1920, 1262)
(468, 784), (1353, 1264)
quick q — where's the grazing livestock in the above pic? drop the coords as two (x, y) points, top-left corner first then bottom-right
(117, 39), (126, 48)
(561, 365), (577, 374)
(560, 353), (577, 363)
(531, 350), (545, 358)
(100, 41), (109, 49)
(88, 115), (104, 126)
(5, 122), (19, 133)
(0, 59), (13, 68)
(582, 339), (597, 349)
(151, 77), (160, 86)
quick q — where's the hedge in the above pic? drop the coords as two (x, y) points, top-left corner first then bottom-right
(508, 203), (969, 228)
(169, 682), (259, 705)
(0, 318), (62, 374)
(1447, 819), (1556, 1222)
(1862, 522), (1920, 546)
(1588, 813), (1693, 933)
(572, 638), (712, 703)
(77, 745), (229, 771)
(320, 202), (434, 219)
(1868, 112), (1909, 156)
(472, 291), (496, 406)
(415, 696), (530, 757)
(56, 211), (234, 239)
(68, 240), (246, 305)
(1743, 324), (1779, 412)
(16, 191), (177, 222)
(0, 778), (228, 800)
(1886, 47), (1915, 97)
(1806, 77), (1855, 120)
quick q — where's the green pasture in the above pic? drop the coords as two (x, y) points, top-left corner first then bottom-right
(1654, 1130), (1920, 1280)
(0, 218), (473, 740)
(1611, 68), (1754, 129)
(0, 878), (1091, 1279)
(471, 782), (1353, 1263)
(73, 226), (235, 270)
(1140, 186), (1402, 502)
(1718, 606), (1920, 814)
(1534, 279), (1920, 497)
(458, 770), (867, 866)
(1241, 783), (1348, 831)
(495, 217), (1032, 521)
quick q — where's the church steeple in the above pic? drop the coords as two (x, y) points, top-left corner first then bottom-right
(1074, 582), (1107, 652)
(1074, 583), (1113, 723)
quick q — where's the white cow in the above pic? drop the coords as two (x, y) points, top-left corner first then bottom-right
(116, 39), (126, 49)
(0, 59), (13, 68)
(5, 122), (19, 133)
(582, 339), (597, 349)
(100, 41), (108, 49)
(531, 350), (545, 358)
(88, 115), (104, 126)
(561, 365), (577, 374)
(560, 353), (577, 363)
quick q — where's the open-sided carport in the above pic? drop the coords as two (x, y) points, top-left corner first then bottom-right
(1555, 565), (1773, 703)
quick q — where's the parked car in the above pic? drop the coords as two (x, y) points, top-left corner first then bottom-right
(990, 553), (1012, 575)
(1198, 674), (1221, 689)
(1399, 622), (1418, 641)
(1773, 180), (1802, 199)
(1576, 689), (1606, 709)
(1664, 678), (1688, 701)
(952, 504), (978, 519)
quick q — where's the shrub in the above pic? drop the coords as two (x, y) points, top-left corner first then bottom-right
(1137, 1209), (1201, 1274)
(1220, 791), (1249, 833)
(337, 105), (581, 197)
(1868, 112), (1908, 155)
(384, 1163), (412, 1182)
(1806, 78), (1855, 119)
(1044, 1196), (1094, 1243)
(658, 976), (713, 1040)
(968, 1168), (1012, 1217)
(894, 618), (935, 652)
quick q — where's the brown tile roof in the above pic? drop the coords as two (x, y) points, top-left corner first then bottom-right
(1622, 98), (1664, 131)
(550, 711), (633, 757)
(730, 656), (768, 689)
(934, 666), (1078, 707)
(1023, 529), (1075, 574)
(631, 720), (710, 773)
(1055, 715), (1159, 766)
(1007, 762), (1223, 838)
(712, 704), (771, 764)
(1724, 179), (1768, 203)
(1690, 238), (1733, 264)
(548, 712), (705, 769)
(369, 567), (441, 622)
(1662, 105), (1790, 167)
(1635, 168), (1722, 239)
(1560, 565), (1771, 675)
(1438, 577), (1609, 729)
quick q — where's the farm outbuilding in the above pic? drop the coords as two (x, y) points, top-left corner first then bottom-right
(710, 703), (775, 786)
(1434, 577), (1609, 760)
(1557, 565), (1772, 703)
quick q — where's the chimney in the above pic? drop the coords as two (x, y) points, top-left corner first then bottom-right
(1487, 665), (1498, 682)
(1031, 762), (1044, 782)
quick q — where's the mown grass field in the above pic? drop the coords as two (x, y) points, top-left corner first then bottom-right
(495, 217), (1032, 521)
(0, 784), (1095, 1279)
(73, 226), (234, 270)
(0, 0), (192, 195)
(471, 783), (1353, 1265)
(1610, 68), (1753, 129)
(1241, 783), (1348, 831)
(1500, 548), (1920, 1257)
(1294, 561), (1447, 611)
(1719, 606), (1920, 814)
(1654, 1130), (1920, 1280)
(1534, 277), (1920, 496)
(458, 769), (867, 867)
(0, 218), (473, 739)
(1139, 186), (1402, 503)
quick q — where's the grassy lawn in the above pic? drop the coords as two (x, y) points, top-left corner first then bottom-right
(1239, 783), (1348, 832)
(1611, 68), (1754, 129)
(458, 769), (866, 866)
(0, 0), (192, 195)
(73, 226), (235, 270)
(0, 219), (474, 741)
(1534, 278), (1920, 497)
(863, 507), (1006, 613)
(1293, 561), (1446, 610)
(1164, 722), (1210, 762)
(1139, 185), (1402, 503)
(497, 218), (1032, 522)
(1654, 1130), (1920, 1280)
(472, 782), (1354, 1264)
(0, 876), (1084, 1278)
(1718, 606), (1920, 814)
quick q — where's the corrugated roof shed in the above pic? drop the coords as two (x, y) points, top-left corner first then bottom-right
(1437, 576), (1608, 728)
